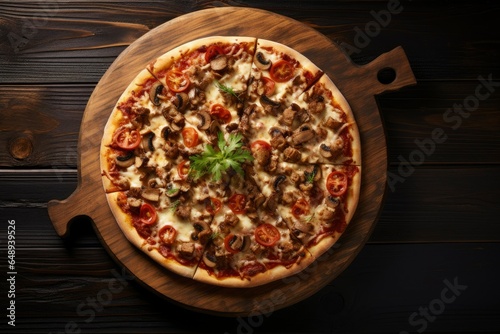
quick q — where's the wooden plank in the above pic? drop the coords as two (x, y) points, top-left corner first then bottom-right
(0, 1), (499, 83)
(1, 243), (498, 332)
(2, 166), (499, 245)
(1, 82), (499, 167)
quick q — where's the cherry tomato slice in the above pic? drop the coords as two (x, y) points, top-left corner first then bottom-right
(326, 171), (348, 197)
(181, 127), (199, 148)
(254, 223), (280, 247)
(228, 194), (247, 214)
(113, 128), (142, 150)
(291, 198), (310, 218)
(206, 197), (222, 215)
(165, 70), (190, 92)
(139, 203), (157, 225)
(210, 104), (232, 124)
(224, 234), (241, 254)
(205, 45), (224, 63)
(250, 140), (272, 152)
(269, 60), (295, 83)
(177, 160), (190, 179)
(261, 76), (276, 95)
(159, 225), (177, 245)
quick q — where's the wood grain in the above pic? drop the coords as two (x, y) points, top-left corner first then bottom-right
(45, 7), (414, 315)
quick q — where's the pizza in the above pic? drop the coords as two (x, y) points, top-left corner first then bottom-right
(100, 36), (361, 288)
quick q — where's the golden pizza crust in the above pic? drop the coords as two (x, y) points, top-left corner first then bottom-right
(192, 249), (315, 288)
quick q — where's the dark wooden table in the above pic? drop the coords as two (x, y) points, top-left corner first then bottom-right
(1, 1), (499, 333)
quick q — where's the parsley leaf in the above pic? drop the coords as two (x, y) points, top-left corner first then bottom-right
(214, 80), (241, 101)
(189, 132), (253, 181)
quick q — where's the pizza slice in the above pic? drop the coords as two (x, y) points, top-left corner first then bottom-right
(192, 169), (313, 287)
(247, 160), (361, 260)
(238, 38), (323, 140)
(146, 36), (257, 142)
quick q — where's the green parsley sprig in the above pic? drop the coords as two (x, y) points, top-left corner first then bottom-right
(189, 132), (253, 181)
(214, 80), (241, 101)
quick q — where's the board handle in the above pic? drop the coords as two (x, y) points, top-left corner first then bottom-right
(359, 46), (417, 95)
(47, 184), (94, 238)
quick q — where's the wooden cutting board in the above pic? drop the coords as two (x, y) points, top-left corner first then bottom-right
(47, 7), (416, 316)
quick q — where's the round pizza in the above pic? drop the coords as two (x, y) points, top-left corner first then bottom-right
(100, 36), (361, 287)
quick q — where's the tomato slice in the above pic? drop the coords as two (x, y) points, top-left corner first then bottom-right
(228, 194), (247, 214)
(205, 45), (224, 63)
(159, 225), (177, 245)
(139, 203), (157, 225)
(206, 197), (222, 215)
(165, 70), (190, 92)
(261, 76), (276, 95)
(291, 198), (310, 218)
(113, 128), (141, 150)
(177, 160), (190, 179)
(250, 140), (272, 152)
(224, 234), (241, 254)
(181, 127), (199, 148)
(326, 171), (348, 197)
(254, 223), (280, 247)
(269, 60), (295, 82)
(210, 104), (232, 124)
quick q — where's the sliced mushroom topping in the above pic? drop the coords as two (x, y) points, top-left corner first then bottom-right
(254, 51), (271, 70)
(141, 132), (155, 151)
(115, 151), (134, 168)
(203, 251), (218, 268)
(127, 197), (142, 208)
(210, 55), (228, 71)
(149, 81), (164, 106)
(141, 188), (161, 202)
(165, 183), (180, 198)
(227, 234), (249, 252)
(254, 193), (266, 208)
(197, 110), (211, 130)
(273, 175), (287, 191)
(325, 196), (340, 208)
(161, 126), (171, 140)
(198, 229), (212, 245)
(319, 143), (333, 158)
(135, 155), (145, 168)
(260, 95), (281, 109)
(270, 134), (287, 151)
(264, 192), (279, 211)
(290, 129), (315, 145)
(172, 93), (190, 112)
(170, 118), (185, 132)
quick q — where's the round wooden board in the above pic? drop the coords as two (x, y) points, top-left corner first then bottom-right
(48, 7), (416, 316)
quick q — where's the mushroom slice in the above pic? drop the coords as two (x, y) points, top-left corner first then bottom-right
(210, 55), (228, 71)
(319, 143), (333, 158)
(290, 129), (315, 145)
(203, 251), (217, 268)
(141, 132), (155, 151)
(141, 188), (161, 202)
(254, 51), (272, 70)
(197, 111), (211, 130)
(115, 151), (134, 168)
(273, 175), (287, 191)
(165, 183), (180, 198)
(260, 95), (281, 109)
(149, 81), (164, 106)
(172, 93), (190, 112)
